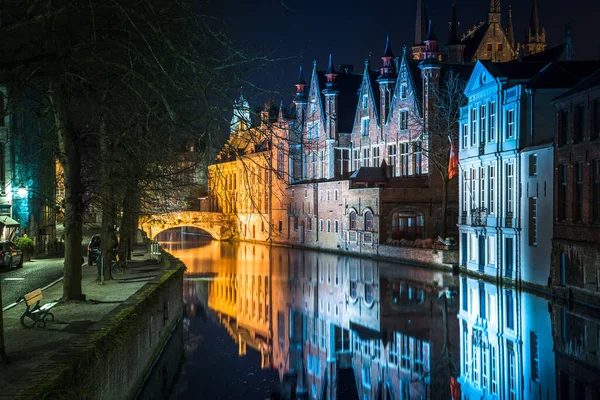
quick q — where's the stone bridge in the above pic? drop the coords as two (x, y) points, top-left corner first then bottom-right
(139, 211), (235, 240)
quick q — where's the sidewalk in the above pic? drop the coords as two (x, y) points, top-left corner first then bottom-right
(0, 243), (166, 397)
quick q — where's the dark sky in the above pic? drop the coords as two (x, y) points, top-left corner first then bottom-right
(207, 0), (599, 105)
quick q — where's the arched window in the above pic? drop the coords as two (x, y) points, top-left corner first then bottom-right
(349, 211), (357, 230)
(364, 210), (373, 231)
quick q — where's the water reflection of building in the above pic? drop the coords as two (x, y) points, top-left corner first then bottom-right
(551, 304), (600, 398)
(458, 277), (556, 399)
(200, 242), (459, 399)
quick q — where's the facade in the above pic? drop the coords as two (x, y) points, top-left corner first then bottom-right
(551, 70), (600, 305)
(458, 60), (600, 287)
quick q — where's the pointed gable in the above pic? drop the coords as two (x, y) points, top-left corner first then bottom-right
(389, 54), (422, 122)
(464, 61), (498, 97)
(352, 62), (381, 135)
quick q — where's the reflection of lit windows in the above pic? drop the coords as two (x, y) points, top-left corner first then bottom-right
(350, 281), (357, 299)
(362, 364), (371, 388)
(530, 331), (539, 382)
(311, 318), (318, 345)
(482, 345), (488, 389)
(349, 262), (358, 300)
(320, 319), (326, 349)
(491, 345), (498, 394)
(508, 342), (517, 400)
(400, 335), (411, 370)
(462, 325), (469, 375)
(413, 339), (424, 375)
(506, 290), (514, 330)
(389, 334), (398, 365)
(472, 338), (479, 385)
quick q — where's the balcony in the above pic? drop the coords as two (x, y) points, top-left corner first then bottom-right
(344, 230), (375, 245)
(470, 207), (488, 227)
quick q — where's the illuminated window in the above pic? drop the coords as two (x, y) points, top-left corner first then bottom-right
(364, 210), (373, 231)
(506, 109), (515, 139)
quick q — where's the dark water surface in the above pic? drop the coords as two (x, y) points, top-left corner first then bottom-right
(151, 229), (600, 400)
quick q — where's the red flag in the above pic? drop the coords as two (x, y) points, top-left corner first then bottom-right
(450, 377), (461, 399)
(448, 140), (459, 179)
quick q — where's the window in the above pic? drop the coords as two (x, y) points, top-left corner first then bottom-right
(278, 220), (283, 232)
(471, 108), (477, 145)
(399, 143), (409, 176)
(308, 121), (320, 139)
(414, 141), (422, 175)
(363, 148), (370, 167)
(506, 290), (514, 330)
(353, 149), (361, 170)
(327, 219), (331, 232)
(388, 144), (397, 176)
(506, 109), (515, 139)
(487, 43), (492, 51)
(529, 154), (537, 176)
(310, 101), (316, 114)
(326, 190), (330, 201)
(575, 161), (583, 222)
(320, 150), (325, 179)
(462, 171), (468, 214)
(372, 146), (380, 167)
(558, 164), (567, 221)
(480, 166), (485, 208)
(334, 220), (339, 233)
(461, 277), (468, 311)
(311, 152), (317, 178)
(489, 101), (496, 141)
(497, 43), (503, 51)
(489, 165), (495, 213)
(362, 94), (368, 109)
(349, 211), (357, 230)
(364, 210), (373, 231)
(529, 197), (537, 245)
(334, 189), (338, 200)
(506, 163), (514, 213)
(574, 104), (584, 143)
(471, 168), (477, 212)
(391, 211), (424, 240)
(294, 216), (299, 231)
(593, 159), (600, 224)
(488, 236), (495, 264)
(307, 217), (312, 231)
(462, 123), (468, 148)
(530, 331), (540, 382)
(480, 104), (486, 143)
(361, 117), (370, 136)
(470, 234), (477, 260)
(558, 109), (569, 146)
(277, 143), (284, 178)
(319, 219), (323, 232)
(399, 110), (408, 130)
(400, 84), (407, 99)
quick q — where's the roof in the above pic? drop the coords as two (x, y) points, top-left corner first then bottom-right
(553, 69), (600, 102)
(461, 21), (487, 61)
(481, 60), (548, 80)
(0, 216), (20, 227)
(519, 44), (567, 62)
(349, 167), (388, 182)
(527, 61), (600, 89)
(312, 70), (363, 134)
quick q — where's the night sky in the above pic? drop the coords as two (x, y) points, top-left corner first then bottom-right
(207, 0), (599, 105)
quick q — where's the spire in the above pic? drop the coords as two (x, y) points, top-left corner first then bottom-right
(415, 0), (428, 45)
(447, 3), (460, 45)
(324, 52), (338, 90)
(564, 23), (576, 61)
(529, 0), (540, 39)
(489, 0), (500, 13)
(507, 5), (515, 48)
(425, 18), (437, 42)
(296, 64), (306, 85)
(294, 64), (307, 104)
(383, 35), (394, 58)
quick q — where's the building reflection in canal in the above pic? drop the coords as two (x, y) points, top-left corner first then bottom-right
(166, 233), (460, 399)
(161, 231), (600, 399)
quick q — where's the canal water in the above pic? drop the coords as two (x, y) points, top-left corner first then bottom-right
(147, 230), (600, 400)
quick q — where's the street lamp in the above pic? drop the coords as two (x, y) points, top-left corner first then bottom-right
(17, 185), (28, 198)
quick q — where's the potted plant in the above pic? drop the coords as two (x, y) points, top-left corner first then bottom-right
(16, 235), (35, 262)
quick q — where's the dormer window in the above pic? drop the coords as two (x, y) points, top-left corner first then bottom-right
(400, 84), (407, 99)
(362, 94), (368, 109)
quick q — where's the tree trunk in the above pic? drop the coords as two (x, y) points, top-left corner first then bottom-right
(0, 280), (9, 364)
(118, 182), (140, 263)
(440, 173), (449, 239)
(99, 116), (115, 280)
(51, 83), (85, 301)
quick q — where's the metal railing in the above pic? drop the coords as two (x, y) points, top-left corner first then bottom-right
(470, 207), (488, 227)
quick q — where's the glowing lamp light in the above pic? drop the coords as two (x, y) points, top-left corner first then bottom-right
(17, 185), (28, 197)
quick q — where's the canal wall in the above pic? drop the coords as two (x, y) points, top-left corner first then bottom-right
(19, 253), (185, 400)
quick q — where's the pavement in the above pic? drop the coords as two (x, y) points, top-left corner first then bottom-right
(0, 241), (166, 396)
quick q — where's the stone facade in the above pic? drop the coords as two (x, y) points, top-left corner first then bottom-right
(551, 71), (600, 305)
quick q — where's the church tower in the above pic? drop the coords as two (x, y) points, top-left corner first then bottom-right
(377, 35), (397, 131)
(522, 0), (547, 56)
(445, 3), (466, 62)
(412, 0), (428, 60)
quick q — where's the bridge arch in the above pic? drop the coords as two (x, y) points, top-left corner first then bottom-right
(139, 212), (235, 241)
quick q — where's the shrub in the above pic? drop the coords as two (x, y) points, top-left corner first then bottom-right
(16, 236), (35, 255)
